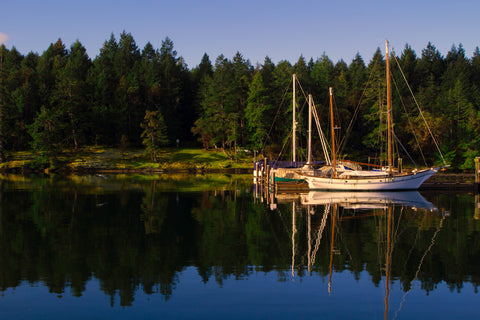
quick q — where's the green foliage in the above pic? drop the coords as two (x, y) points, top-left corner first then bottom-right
(192, 55), (236, 149)
(140, 110), (168, 162)
(27, 106), (64, 164)
(245, 71), (272, 150)
(1, 34), (480, 169)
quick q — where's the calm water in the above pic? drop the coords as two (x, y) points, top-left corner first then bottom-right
(0, 174), (479, 319)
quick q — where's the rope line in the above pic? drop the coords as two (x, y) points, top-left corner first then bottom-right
(391, 75), (428, 167)
(391, 47), (447, 166)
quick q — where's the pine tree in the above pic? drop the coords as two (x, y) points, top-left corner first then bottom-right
(245, 71), (271, 150)
(115, 31), (141, 145)
(28, 106), (64, 165)
(231, 52), (253, 148)
(361, 48), (386, 158)
(311, 52), (334, 100)
(52, 40), (92, 149)
(157, 37), (192, 143)
(192, 55), (235, 150)
(90, 34), (119, 145)
(141, 110), (168, 162)
(271, 60), (293, 148)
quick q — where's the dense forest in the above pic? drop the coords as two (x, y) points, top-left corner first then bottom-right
(0, 32), (479, 168)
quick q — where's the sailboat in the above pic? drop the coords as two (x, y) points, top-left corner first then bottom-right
(301, 40), (447, 190)
(264, 74), (324, 183)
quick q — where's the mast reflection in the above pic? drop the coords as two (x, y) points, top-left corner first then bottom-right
(272, 190), (446, 318)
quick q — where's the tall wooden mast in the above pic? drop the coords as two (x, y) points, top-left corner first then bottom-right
(329, 87), (337, 178)
(385, 40), (393, 174)
(307, 94), (312, 165)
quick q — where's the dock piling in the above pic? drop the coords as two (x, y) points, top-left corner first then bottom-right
(475, 157), (480, 192)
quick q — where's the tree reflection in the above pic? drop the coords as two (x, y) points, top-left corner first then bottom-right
(0, 176), (478, 306)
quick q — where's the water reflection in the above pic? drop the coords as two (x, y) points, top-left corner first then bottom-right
(0, 175), (478, 316)
(288, 193), (439, 275)
(267, 189), (474, 318)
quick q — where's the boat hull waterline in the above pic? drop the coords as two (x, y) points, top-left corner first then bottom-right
(303, 167), (440, 191)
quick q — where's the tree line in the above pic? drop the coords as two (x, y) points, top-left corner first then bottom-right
(0, 32), (479, 168)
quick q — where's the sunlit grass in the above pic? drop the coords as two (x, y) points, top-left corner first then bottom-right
(1, 147), (253, 172)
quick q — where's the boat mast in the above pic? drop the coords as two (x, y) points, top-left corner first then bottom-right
(329, 87), (337, 178)
(292, 74), (296, 163)
(385, 40), (393, 174)
(307, 94), (312, 165)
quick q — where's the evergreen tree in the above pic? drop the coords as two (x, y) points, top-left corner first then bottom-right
(271, 60), (293, 150)
(398, 44), (418, 88)
(332, 59), (348, 104)
(192, 55), (235, 150)
(259, 56), (275, 91)
(361, 48), (386, 159)
(89, 34), (119, 145)
(115, 31), (141, 145)
(13, 52), (41, 149)
(157, 37), (192, 143)
(231, 52), (253, 148)
(37, 39), (68, 109)
(31, 39), (68, 155)
(245, 71), (272, 150)
(293, 55), (311, 92)
(471, 47), (480, 89)
(28, 106), (64, 164)
(311, 52), (334, 99)
(415, 42), (444, 114)
(141, 110), (168, 162)
(343, 53), (367, 152)
(52, 40), (92, 149)
(191, 53), (213, 121)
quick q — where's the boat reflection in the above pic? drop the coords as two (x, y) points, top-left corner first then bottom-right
(301, 190), (437, 211)
(278, 190), (444, 319)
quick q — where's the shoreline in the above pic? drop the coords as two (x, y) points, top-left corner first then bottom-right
(0, 147), (254, 174)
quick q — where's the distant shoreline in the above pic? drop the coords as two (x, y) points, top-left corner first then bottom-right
(0, 147), (254, 174)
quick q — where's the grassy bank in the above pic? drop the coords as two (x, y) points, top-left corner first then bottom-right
(0, 147), (254, 173)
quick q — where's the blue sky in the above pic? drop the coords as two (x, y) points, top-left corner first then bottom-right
(1, 0), (479, 68)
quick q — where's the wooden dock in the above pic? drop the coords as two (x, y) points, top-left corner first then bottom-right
(421, 173), (479, 191)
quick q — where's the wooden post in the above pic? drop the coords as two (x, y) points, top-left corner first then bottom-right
(263, 158), (268, 185)
(475, 157), (480, 192)
(266, 164), (270, 186)
(253, 150), (257, 177)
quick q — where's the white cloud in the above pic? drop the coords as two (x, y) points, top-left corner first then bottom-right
(0, 32), (8, 45)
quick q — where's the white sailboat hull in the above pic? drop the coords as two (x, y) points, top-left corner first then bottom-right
(303, 167), (440, 191)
